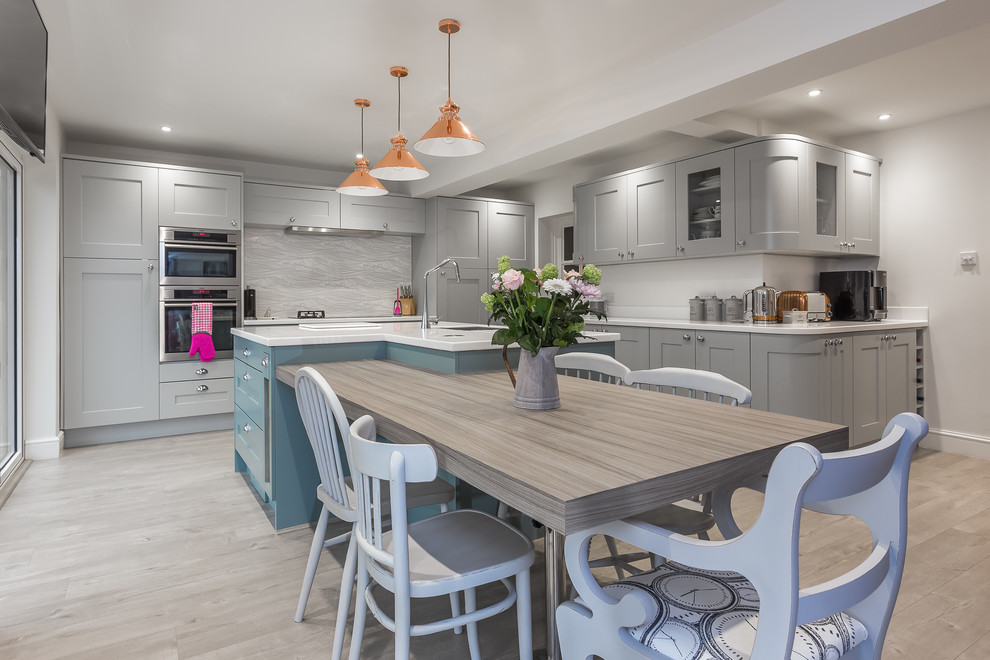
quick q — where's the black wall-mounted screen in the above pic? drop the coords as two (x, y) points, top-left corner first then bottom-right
(0, 0), (48, 162)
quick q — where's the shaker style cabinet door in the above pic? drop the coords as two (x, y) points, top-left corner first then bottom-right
(734, 139), (806, 252)
(62, 258), (160, 428)
(844, 154), (880, 256)
(626, 164), (677, 260)
(62, 159), (159, 259)
(675, 150), (735, 257)
(574, 176), (627, 264)
(159, 169), (242, 231)
(851, 331), (915, 446)
(340, 194), (425, 234)
(437, 197), (488, 269)
(488, 202), (534, 268)
(244, 182), (340, 229)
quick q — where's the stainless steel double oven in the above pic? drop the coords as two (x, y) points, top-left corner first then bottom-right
(159, 227), (241, 362)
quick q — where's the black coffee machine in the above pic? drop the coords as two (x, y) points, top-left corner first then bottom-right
(244, 286), (256, 319)
(819, 270), (887, 321)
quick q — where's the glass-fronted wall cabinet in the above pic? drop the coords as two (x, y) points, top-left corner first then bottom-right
(674, 150), (735, 257)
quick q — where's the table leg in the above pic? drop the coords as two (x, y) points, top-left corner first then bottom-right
(542, 526), (566, 660)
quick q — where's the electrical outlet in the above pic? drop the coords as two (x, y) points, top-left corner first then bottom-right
(960, 251), (979, 267)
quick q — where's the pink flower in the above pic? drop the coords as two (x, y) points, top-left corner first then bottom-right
(501, 268), (525, 291)
(564, 269), (581, 280)
(571, 279), (601, 298)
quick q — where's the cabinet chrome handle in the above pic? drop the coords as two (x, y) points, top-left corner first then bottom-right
(825, 339), (833, 346)
(231, 219), (237, 226)
(242, 423), (252, 432)
(289, 216), (296, 222)
(242, 372), (251, 380)
(737, 239), (745, 246)
(677, 245), (685, 252)
(683, 334), (691, 341)
(696, 335), (705, 342)
(891, 334), (896, 341)
(848, 242), (856, 249)
(383, 222), (388, 229)
(196, 385), (209, 392)
(837, 339), (843, 345)
(242, 348), (251, 357)
(261, 357), (269, 367)
(628, 250), (634, 257)
(147, 263), (155, 271)
(195, 368), (208, 375)
(618, 251), (625, 257)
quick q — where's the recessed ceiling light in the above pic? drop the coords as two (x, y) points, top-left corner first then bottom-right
(808, 89), (822, 97)
(877, 114), (892, 121)
(161, 126), (172, 133)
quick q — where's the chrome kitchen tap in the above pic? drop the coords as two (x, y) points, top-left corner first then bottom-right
(421, 258), (460, 330)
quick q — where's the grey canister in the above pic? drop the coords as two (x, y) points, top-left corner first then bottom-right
(724, 295), (744, 322)
(689, 296), (706, 321)
(704, 296), (723, 321)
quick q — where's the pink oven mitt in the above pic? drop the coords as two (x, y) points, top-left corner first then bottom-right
(189, 302), (216, 362)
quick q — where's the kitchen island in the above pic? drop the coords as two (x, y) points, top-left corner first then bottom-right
(229, 321), (619, 530)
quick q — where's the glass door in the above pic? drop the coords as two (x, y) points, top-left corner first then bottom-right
(675, 150), (735, 257)
(0, 145), (20, 483)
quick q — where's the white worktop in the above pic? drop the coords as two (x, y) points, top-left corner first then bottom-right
(244, 315), (422, 326)
(231, 321), (621, 351)
(588, 316), (927, 335)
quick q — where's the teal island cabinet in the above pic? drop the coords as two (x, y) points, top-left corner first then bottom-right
(230, 321), (618, 530)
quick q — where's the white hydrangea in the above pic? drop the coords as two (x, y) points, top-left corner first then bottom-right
(542, 278), (573, 295)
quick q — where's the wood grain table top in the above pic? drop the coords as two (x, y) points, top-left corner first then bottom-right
(276, 360), (848, 533)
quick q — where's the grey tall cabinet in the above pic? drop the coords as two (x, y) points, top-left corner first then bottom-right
(413, 196), (534, 324)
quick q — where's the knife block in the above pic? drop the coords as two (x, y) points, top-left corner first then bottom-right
(399, 297), (415, 316)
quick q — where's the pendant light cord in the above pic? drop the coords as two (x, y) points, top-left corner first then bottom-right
(447, 30), (452, 99)
(359, 105), (365, 156)
(396, 75), (401, 133)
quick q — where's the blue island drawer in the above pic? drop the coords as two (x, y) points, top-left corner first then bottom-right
(234, 361), (265, 426)
(234, 338), (270, 375)
(234, 406), (269, 494)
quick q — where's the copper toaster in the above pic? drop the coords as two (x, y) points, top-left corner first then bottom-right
(776, 291), (808, 321)
(805, 291), (832, 322)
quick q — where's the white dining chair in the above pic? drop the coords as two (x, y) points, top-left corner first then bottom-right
(625, 366), (753, 405)
(347, 414), (536, 660)
(554, 351), (631, 385)
(556, 412), (928, 660)
(292, 367), (456, 660)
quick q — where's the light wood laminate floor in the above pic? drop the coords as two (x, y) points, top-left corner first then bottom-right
(1, 431), (989, 658)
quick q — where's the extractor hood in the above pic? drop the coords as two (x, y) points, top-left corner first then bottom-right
(284, 226), (385, 238)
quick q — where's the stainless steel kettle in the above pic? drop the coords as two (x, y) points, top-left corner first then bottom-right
(744, 283), (780, 325)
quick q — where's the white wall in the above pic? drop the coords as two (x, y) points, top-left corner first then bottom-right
(841, 106), (990, 450)
(21, 108), (64, 459)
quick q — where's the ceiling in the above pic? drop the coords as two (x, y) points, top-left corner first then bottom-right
(33, 0), (990, 197)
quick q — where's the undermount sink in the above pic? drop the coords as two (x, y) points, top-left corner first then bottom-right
(443, 325), (494, 331)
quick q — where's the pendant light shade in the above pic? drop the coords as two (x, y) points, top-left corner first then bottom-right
(338, 99), (388, 197)
(370, 66), (429, 181)
(414, 19), (484, 157)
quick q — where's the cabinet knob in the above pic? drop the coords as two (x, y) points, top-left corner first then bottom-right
(242, 348), (251, 357)
(242, 372), (251, 380)
(231, 220), (237, 226)
(677, 245), (685, 252)
(261, 357), (269, 367)
(881, 335), (889, 341)
(696, 335), (705, 342)
(737, 239), (745, 246)
(848, 242), (856, 249)
(147, 263), (155, 271)
(383, 222), (388, 229)
(683, 334), (691, 341)
(891, 334), (896, 341)
(837, 338), (843, 345)
(617, 251), (625, 257)
(196, 385), (209, 392)
(839, 241), (848, 248)
(195, 368), (208, 375)
(628, 250), (634, 257)
(289, 216), (296, 222)
(242, 423), (252, 433)
(825, 339), (832, 347)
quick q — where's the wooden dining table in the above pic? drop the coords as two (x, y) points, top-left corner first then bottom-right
(275, 359), (848, 660)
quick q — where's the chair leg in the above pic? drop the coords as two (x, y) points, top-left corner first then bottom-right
(449, 591), (463, 635)
(496, 501), (509, 519)
(295, 505), (330, 622)
(603, 535), (628, 579)
(464, 587), (481, 660)
(331, 531), (358, 660)
(394, 585), (412, 660)
(516, 568), (533, 659)
(348, 554), (370, 660)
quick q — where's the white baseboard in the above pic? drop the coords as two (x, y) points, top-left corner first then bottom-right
(921, 428), (990, 460)
(24, 430), (64, 460)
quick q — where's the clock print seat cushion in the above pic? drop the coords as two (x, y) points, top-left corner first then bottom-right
(604, 560), (867, 660)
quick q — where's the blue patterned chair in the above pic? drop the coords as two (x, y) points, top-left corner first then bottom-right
(555, 412), (928, 659)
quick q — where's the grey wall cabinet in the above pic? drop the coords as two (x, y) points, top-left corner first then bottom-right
(340, 194), (425, 234)
(750, 334), (852, 426)
(844, 154), (881, 255)
(63, 159), (159, 259)
(675, 151), (736, 257)
(414, 196), (534, 323)
(648, 328), (750, 388)
(244, 182), (340, 229)
(63, 257), (160, 428)
(851, 331), (915, 446)
(574, 164), (676, 265)
(159, 168), (242, 231)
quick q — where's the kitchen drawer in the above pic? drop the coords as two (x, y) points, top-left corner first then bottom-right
(234, 406), (269, 493)
(159, 359), (234, 383)
(234, 361), (266, 426)
(234, 338), (270, 375)
(159, 378), (234, 419)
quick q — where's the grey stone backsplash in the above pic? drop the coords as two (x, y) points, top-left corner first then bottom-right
(243, 227), (411, 318)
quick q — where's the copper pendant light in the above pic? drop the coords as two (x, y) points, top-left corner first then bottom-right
(370, 66), (429, 181)
(337, 99), (388, 197)
(414, 19), (484, 157)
